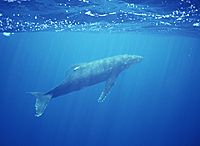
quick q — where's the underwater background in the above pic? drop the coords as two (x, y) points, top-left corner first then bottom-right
(0, 0), (200, 146)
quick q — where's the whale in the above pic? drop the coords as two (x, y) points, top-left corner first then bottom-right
(28, 54), (143, 117)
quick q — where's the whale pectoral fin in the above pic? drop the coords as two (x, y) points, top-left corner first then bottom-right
(98, 74), (118, 102)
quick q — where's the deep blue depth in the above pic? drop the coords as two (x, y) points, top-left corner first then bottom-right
(0, 32), (200, 146)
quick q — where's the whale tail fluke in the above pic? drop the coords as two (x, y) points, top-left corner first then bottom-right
(27, 92), (52, 117)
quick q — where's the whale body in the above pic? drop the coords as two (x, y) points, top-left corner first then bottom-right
(29, 54), (143, 117)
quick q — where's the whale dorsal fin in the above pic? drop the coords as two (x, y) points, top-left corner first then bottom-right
(72, 64), (81, 71)
(98, 73), (118, 102)
(65, 64), (82, 77)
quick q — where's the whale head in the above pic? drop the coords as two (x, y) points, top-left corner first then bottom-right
(124, 55), (143, 65)
(131, 55), (143, 63)
(119, 54), (143, 71)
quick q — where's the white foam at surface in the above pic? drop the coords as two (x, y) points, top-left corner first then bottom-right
(3, 32), (11, 36)
(85, 11), (95, 17)
(193, 23), (200, 27)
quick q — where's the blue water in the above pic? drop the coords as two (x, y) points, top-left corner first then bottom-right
(1, 0), (200, 146)
(1, 32), (200, 146)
